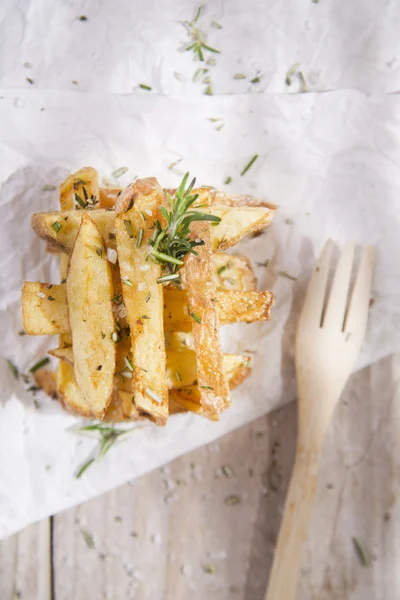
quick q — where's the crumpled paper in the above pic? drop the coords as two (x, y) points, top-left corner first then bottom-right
(0, 0), (399, 95)
(0, 88), (399, 539)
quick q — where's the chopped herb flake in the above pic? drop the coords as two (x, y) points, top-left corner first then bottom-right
(353, 538), (370, 567)
(42, 184), (57, 191)
(233, 73), (246, 80)
(47, 296), (55, 302)
(278, 271), (298, 281)
(145, 292), (151, 303)
(18, 330), (26, 336)
(124, 220), (134, 238)
(52, 221), (62, 232)
(137, 228), (144, 248)
(81, 529), (95, 549)
(224, 495), (240, 506)
(74, 193), (87, 209)
(112, 166), (128, 179)
(7, 360), (19, 379)
(122, 278), (133, 287)
(76, 458), (95, 479)
(96, 247), (103, 257)
(29, 357), (50, 373)
(191, 312), (202, 324)
(139, 84), (152, 91)
(224, 176), (232, 185)
(241, 154), (259, 176)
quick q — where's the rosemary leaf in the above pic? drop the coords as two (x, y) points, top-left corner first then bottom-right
(240, 154), (259, 176)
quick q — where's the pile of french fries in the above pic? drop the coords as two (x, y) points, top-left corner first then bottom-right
(21, 168), (275, 425)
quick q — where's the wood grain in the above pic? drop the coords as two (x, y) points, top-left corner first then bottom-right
(0, 354), (399, 600)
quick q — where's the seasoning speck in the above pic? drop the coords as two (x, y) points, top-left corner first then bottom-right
(224, 495), (240, 506)
(81, 529), (95, 549)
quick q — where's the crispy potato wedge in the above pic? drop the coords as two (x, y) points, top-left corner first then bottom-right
(211, 252), (256, 291)
(31, 205), (273, 254)
(22, 285), (273, 335)
(59, 167), (99, 210)
(102, 186), (277, 211)
(169, 359), (251, 419)
(166, 351), (249, 388)
(115, 179), (168, 426)
(56, 360), (93, 417)
(51, 344), (248, 391)
(184, 220), (230, 418)
(33, 369), (57, 399)
(22, 282), (69, 335)
(164, 289), (274, 332)
(167, 332), (194, 352)
(67, 212), (116, 419)
(48, 346), (73, 364)
(192, 206), (274, 250)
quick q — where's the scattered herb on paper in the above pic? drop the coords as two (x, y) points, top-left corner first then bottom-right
(29, 357), (50, 373)
(241, 154), (259, 176)
(352, 537), (371, 567)
(278, 271), (298, 281)
(74, 424), (138, 477)
(42, 184), (57, 191)
(285, 63), (301, 86)
(26, 77), (34, 85)
(233, 73), (246, 80)
(139, 84), (152, 91)
(7, 360), (19, 380)
(112, 166), (128, 179)
(224, 176), (232, 185)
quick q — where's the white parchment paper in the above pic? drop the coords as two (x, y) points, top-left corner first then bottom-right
(0, 88), (399, 539)
(0, 0), (399, 96)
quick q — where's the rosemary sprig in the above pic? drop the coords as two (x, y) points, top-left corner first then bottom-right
(148, 172), (221, 284)
(74, 423), (137, 477)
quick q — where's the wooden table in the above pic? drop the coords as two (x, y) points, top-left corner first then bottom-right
(0, 354), (398, 600)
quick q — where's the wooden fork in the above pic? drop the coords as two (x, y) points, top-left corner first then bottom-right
(265, 240), (374, 600)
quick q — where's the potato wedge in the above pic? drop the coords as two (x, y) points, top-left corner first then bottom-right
(166, 351), (249, 388)
(115, 179), (168, 426)
(56, 360), (93, 418)
(67, 212), (116, 419)
(22, 284), (273, 335)
(31, 205), (273, 254)
(50, 344), (248, 390)
(22, 282), (69, 335)
(59, 167), (99, 210)
(192, 206), (274, 250)
(102, 186), (277, 211)
(184, 220), (230, 419)
(211, 252), (256, 292)
(169, 358), (251, 420)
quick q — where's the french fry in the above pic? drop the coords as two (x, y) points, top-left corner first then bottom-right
(115, 179), (169, 426)
(184, 220), (230, 419)
(31, 205), (273, 254)
(101, 186), (278, 211)
(67, 213), (116, 419)
(22, 282), (69, 335)
(59, 167), (99, 210)
(211, 252), (256, 292)
(22, 285), (273, 335)
(56, 360), (93, 418)
(50, 344), (248, 390)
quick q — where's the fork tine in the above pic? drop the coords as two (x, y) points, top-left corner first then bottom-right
(322, 243), (355, 330)
(344, 246), (374, 336)
(299, 239), (333, 325)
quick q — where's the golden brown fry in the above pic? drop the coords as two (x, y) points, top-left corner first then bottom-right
(22, 285), (273, 335)
(184, 220), (230, 419)
(22, 282), (69, 335)
(56, 360), (93, 417)
(31, 206), (273, 254)
(67, 212), (116, 419)
(211, 252), (256, 291)
(115, 179), (168, 426)
(59, 167), (99, 210)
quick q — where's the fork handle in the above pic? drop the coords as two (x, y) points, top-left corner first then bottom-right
(264, 441), (322, 600)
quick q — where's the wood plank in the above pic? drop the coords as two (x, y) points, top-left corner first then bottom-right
(0, 518), (51, 600)
(1, 354), (399, 600)
(51, 406), (296, 600)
